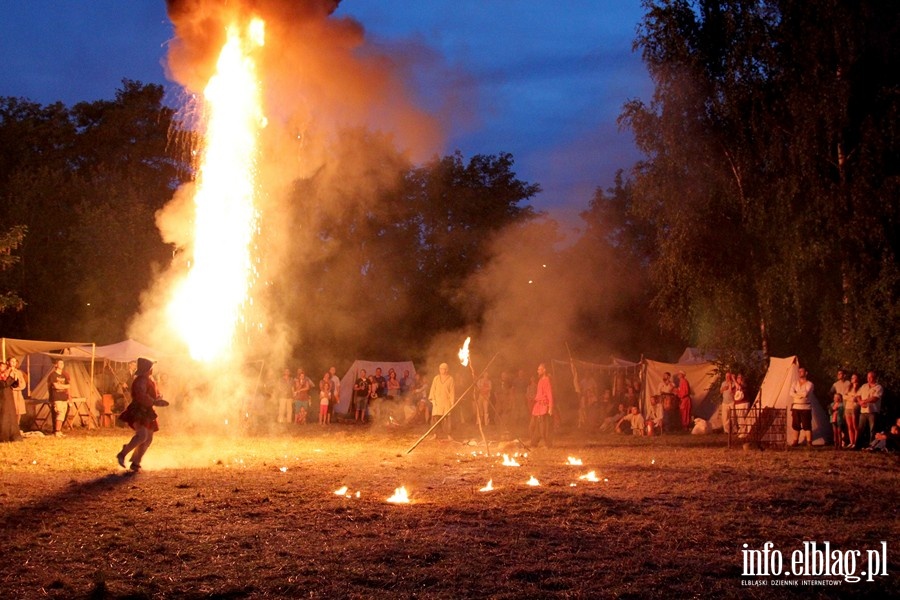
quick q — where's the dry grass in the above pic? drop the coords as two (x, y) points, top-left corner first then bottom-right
(0, 424), (897, 599)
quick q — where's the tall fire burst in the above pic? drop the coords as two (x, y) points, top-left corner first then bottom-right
(167, 18), (266, 363)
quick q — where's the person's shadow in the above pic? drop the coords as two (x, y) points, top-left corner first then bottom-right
(0, 472), (137, 532)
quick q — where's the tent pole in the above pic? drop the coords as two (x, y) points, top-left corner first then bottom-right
(90, 344), (96, 413)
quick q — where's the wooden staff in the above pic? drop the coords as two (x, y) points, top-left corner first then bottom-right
(406, 353), (499, 455)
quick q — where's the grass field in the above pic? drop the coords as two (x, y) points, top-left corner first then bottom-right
(0, 423), (897, 599)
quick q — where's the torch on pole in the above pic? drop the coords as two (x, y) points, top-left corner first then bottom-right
(459, 337), (489, 456)
(405, 352), (500, 455)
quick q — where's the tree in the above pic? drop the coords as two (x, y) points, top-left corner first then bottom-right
(0, 81), (189, 341)
(0, 225), (26, 313)
(263, 134), (539, 363)
(620, 0), (900, 384)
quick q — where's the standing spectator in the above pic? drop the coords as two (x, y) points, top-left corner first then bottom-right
(529, 363), (554, 447)
(658, 371), (677, 432)
(47, 359), (70, 437)
(386, 369), (401, 398)
(353, 369), (368, 422)
(319, 380), (331, 425)
(117, 358), (168, 471)
(720, 372), (736, 433)
(829, 369), (851, 403)
(276, 368), (293, 424)
(428, 363), (455, 439)
(844, 373), (862, 449)
(676, 370), (692, 432)
(857, 371), (884, 448)
(373, 368), (387, 399)
(7, 357), (26, 430)
(475, 370), (493, 426)
(830, 392), (845, 449)
(0, 362), (22, 442)
(293, 369), (312, 425)
(789, 367), (814, 446)
(400, 369), (412, 398)
(328, 366), (341, 422)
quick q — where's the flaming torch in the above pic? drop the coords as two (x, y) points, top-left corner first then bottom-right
(167, 17), (266, 363)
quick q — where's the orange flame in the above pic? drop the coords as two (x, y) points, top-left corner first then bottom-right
(578, 471), (600, 482)
(167, 17), (266, 362)
(386, 486), (410, 504)
(501, 454), (520, 467)
(526, 476), (540, 487)
(458, 337), (471, 367)
(479, 479), (494, 492)
(566, 456), (583, 466)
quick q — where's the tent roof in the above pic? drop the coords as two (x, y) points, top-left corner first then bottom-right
(1, 337), (93, 360)
(678, 347), (719, 365)
(70, 338), (164, 363)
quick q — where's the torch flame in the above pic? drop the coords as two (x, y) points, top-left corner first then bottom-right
(167, 18), (266, 362)
(479, 479), (494, 492)
(387, 486), (410, 504)
(458, 337), (471, 367)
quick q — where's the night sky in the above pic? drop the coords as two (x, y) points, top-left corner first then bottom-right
(0, 0), (652, 226)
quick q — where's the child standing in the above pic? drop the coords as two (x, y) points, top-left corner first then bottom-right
(830, 393), (845, 449)
(319, 381), (331, 425)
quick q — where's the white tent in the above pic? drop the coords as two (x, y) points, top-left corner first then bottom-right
(641, 358), (720, 426)
(754, 356), (829, 445)
(677, 347), (719, 365)
(70, 338), (165, 363)
(1, 337), (96, 398)
(334, 360), (417, 415)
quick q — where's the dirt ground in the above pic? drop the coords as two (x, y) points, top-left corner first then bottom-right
(0, 423), (897, 599)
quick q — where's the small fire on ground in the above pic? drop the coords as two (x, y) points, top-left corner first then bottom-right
(387, 486), (411, 504)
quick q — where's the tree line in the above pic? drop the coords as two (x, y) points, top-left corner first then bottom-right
(1, 1), (897, 391)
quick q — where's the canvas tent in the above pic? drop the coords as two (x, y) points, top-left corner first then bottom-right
(641, 358), (721, 427)
(551, 356), (642, 402)
(677, 347), (719, 365)
(70, 338), (165, 363)
(30, 358), (102, 411)
(1, 337), (96, 397)
(334, 360), (417, 415)
(752, 356), (829, 445)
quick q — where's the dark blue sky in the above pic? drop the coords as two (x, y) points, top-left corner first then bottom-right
(0, 0), (652, 227)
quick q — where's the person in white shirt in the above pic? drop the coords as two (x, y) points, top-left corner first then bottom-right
(857, 370), (884, 448)
(789, 367), (814, 446)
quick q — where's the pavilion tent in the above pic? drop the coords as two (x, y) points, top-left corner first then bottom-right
(334, 360), (417, 415)
(753, 355), (829, 445)
(640, 358), (720, 426)
(28, 357), (103, 427)
(550, 356), (642, 401)
(0, 338), (96, 397)
(677, 347), (719, 365)
(70, 338), (165, 363)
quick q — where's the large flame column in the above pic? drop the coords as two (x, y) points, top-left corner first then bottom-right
(168, 19), (266, 363)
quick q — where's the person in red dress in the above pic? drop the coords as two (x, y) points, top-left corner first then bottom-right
(116, 358), (168, 471)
